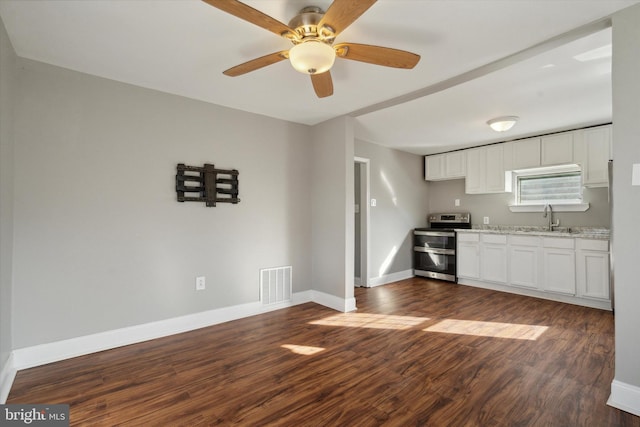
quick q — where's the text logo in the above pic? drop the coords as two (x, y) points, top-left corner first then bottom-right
(1, 404), (69, 426)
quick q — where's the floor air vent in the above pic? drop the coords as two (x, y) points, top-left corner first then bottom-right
(260, 266), (292, 305)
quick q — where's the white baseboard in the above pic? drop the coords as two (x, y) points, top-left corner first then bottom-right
(292, 290), (313, 305)
(292, 289), (355, 312)
(608, 379), (640, 416)
(310, 290), (356, 312)
(344, 297), (357, 312)
(12, 301), (268, 371)
(4, 288), (354, 399)
(368, 269), (414, 288)
(1, 353), (17, 404)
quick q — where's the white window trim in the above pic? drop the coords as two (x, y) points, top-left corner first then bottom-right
(509, 203), (589, 213)
(509, 164), (589, 212)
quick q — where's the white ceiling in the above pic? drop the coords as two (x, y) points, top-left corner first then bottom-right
(0, 0), (638, 155)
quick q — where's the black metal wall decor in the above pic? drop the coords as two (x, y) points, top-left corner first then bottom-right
(176, 163), (240, 207)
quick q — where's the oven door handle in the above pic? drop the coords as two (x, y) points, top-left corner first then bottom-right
(414, 231), (455, 237)
(413, 247), (455, 255)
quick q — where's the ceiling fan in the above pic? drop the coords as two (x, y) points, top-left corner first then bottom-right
(201, 0), (421, 98)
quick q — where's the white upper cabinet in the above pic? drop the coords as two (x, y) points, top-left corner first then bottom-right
(541, 132), (574, 166)
(465, 148), (484, 193)
(512, 138), (541, 169)
(445, 151), (466, 178)
(425, 124), (612, 188)
(573, 125), (612, 187)
(502, 142), (514, 172)
(465, 145), (505, 194)
(425, 154), (444, 180)
(425, 152), (466, 181)
(485, 145), (505, 192)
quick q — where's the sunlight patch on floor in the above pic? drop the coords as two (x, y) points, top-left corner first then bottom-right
(424, 319), (548, 340)
(281, 344), (325, 355)
(310, 313), (430, 330)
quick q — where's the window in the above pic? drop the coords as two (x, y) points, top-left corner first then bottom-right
(518, 171), (582, 205)
(509, 164), (588, 212)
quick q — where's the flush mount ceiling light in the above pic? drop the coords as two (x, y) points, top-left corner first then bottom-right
(289, 40), (336, 74)
(487, 116), (519, 132)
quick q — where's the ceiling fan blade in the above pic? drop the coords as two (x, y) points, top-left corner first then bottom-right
(318, 0), (376, 37)
(201, 0), (295, 39)
(334, 43), (420, 69)
(311, 71), (333, 98)
(223, 51), (289, 77)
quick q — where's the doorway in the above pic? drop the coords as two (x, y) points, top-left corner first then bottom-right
(354, 157), (370, 287)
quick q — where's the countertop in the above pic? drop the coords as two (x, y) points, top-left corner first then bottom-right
(456, 226), (610, 240)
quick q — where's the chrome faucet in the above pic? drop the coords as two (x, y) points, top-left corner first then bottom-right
(543, 204), (560, 231)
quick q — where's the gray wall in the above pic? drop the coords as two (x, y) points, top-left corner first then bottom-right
(354, 162), (361, 277)
(0, 15), (15, 368)
(428, 179), (610, 228)
(612, 3), (640, 391)
(11, 59), (313, 348)
(311, 116), (354, 301)
(355, 139), (429, 280)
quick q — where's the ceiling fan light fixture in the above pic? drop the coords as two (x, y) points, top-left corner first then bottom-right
(487, 116), (519, 132)
(289, 40), (335, 75)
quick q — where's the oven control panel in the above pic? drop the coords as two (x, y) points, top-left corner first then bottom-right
(428, 212), (471, 226)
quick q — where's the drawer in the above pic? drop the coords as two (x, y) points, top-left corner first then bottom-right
(509, 235), (540, 246)
(577, 238), (609, 251)
(457, 233), (479, 243)
(543, 237), (575, 249)
(481, 234), (507, 244)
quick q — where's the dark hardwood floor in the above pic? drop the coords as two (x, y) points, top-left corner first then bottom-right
(8, 278), (639, 426)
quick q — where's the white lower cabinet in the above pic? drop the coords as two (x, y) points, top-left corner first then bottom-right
(456, 232), (611, 310)
(542, 250), (576, 295)
(508, 235), (540, 289)
(457, 233), (480, 279)
(542, 237), (576, 295)
(576, 238), (610, 300)
(480, 234), (508, 283)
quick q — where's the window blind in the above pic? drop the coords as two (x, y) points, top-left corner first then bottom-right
(518, 172), (582, 204)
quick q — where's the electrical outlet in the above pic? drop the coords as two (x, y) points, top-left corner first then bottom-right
(455, 199), (460, 207)
(483, 216), (490, 225)
(370, 199), (377, 207)
(195, 276), (206, 291)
